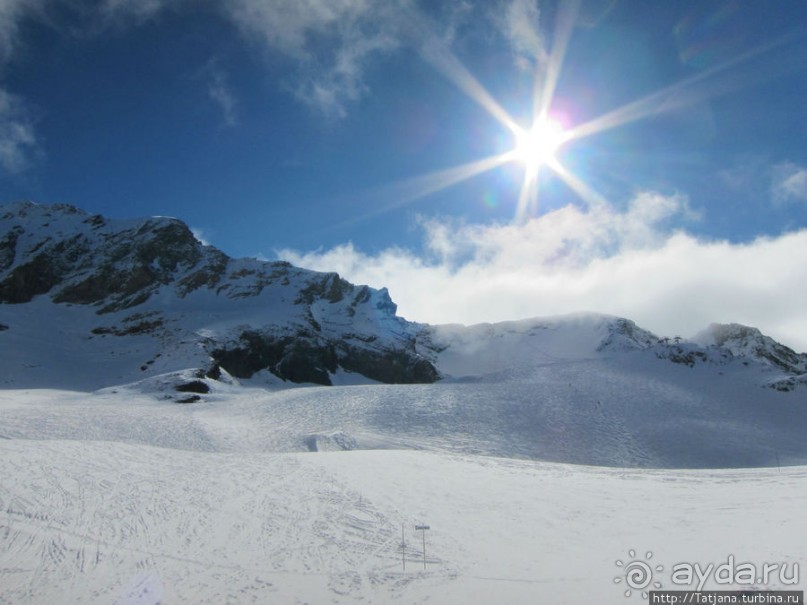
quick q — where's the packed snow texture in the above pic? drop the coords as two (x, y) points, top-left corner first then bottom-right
(1, 379), (806, 604)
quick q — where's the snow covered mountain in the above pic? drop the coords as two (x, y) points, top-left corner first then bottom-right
(0, 201), (437, 389)
(694, 322), (807, 390)
(2, 201), (805, 395)
(1, 199), (806, 468)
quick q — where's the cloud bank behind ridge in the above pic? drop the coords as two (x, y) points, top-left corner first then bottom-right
(280, 192), (807, 353)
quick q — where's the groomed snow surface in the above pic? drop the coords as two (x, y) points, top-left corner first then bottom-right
(1, 373), (806, 604)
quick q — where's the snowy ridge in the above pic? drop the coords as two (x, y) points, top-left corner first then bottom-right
(2, 201), (805, 392)
(694, 322), (807, 374)
(0, 202), (436, 388)
(429, 314), (658, 380)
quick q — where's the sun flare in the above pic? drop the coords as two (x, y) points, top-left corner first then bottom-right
(511, 118), (567, 170)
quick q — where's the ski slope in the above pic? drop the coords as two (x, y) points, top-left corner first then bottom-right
(1, 382), (806, 604)
(1, 438), (805, 604)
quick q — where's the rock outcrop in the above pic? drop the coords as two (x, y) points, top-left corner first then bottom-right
(0, 201), (438, 387)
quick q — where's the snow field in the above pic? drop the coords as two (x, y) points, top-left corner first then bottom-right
(1, 383), (806, 603)
(2, 438), (805, 604)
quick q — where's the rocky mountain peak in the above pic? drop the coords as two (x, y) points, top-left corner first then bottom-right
(596, 317), (658, 352)
(0, 201), (439, 388)
(0, 201), (209, 310)
(694, 322), (807, 375)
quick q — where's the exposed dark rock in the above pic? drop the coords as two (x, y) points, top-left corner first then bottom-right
(54, 234), (91, 264)
(212, 330), (294, 380)
(204, 364), (222, 380)
(175, 380), (210, 394)
(655, 346), (710, 368)
(0, 252), (67, 303)
(766, 375), (807, 392)
(177, 250), (228, 296)
(229, 268), (257, 279)
(211, 330), (336, 386)
(51, 203), (81, 215)
(57, 265), (157, 306)
(83, 214), (106, 229)
(338, 344), (439, 384)
(176, 395), (201, 403)
(28, 237), (52, 255)
(0, 213), (204, 310)
(211, 329), (439, 386)
(52, 221), (203, 310)
(0, 225), (23, 271)
(346, 286), (372, 317)
(296, 273), (352, 305)
(275, 338), (337, 385)
(222, 262), (293, 299)
(0, 232), (93, 303)
(133, 220), (202, 272)
(90, 319), (164, 336)
(98, 290), (152, 314)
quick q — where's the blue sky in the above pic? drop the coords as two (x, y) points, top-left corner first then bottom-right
(2, 0), (807, 350)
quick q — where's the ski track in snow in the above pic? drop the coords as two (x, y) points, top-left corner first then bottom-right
(1, 437), (806, 604)
(0, 355), (806, 603)
(0, 440), (415, 604)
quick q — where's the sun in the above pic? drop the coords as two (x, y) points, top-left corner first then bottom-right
(511, 117), (567, 171)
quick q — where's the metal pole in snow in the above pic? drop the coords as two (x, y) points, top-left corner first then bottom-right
(401, 523), (405, 571)
(415, 525), (430, 570)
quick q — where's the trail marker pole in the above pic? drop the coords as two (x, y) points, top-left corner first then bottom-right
(415, 525), (430, 570)
(401, 523), (405, 571)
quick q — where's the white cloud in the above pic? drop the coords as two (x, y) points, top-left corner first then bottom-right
(772, 162), (807, 205)
(190, 227), (211, 246)
(0, 0), (554, 131)
(0, 2), (47, 175)
(0, 0), (47, 63)
(279, 193), (807, 353)
(226, 0), (365, 58)
(206, 68), (238, 127)
(0, 88), (38, 174)
(98, 0), (180, 25)
(224, 0), (400, 118)
(495, 0), (548, 69)
(717, 157), (765, 193)
(0, 0), (200, 175)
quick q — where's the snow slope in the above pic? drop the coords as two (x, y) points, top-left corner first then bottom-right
(0, 363), (803, 605)
(1, 388), (805, 604)
(1, 376), (806, 603)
